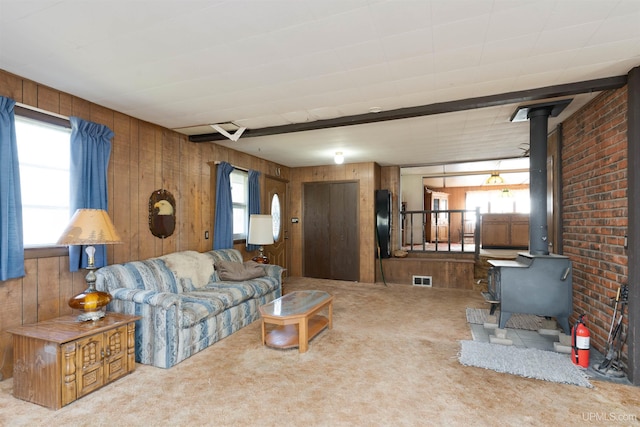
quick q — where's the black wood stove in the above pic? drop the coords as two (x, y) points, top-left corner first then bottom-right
(482, 101), (574, 334)
(485, 253), (572, 334)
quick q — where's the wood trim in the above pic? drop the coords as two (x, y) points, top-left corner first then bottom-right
(15, 105), (71, 128)
(24, 246), (69, 259)
(627, 65), (640, 386)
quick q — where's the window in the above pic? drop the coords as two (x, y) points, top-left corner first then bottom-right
(230, 169), (248, 240)
(271, 193), (281, 241)
(466, 189), (530, 214)
(15, 114), (71, 247)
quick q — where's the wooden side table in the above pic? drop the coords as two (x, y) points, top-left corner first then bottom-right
(8, 312), (140, 409)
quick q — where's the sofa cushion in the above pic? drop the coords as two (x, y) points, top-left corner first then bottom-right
(206, 248), (244, 264)
(182, 284), (254, 317)
(179, 294), (226, 328)
(226, 277), (280, 298)
(216, 260), (265, 281)
(208, 286), (253, 308)
(97, 259), (180, 293)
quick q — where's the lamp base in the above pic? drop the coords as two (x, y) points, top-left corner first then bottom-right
(75, 308), (107, 322)
(252, 255), (270, 264)
(68, 289), (112, 322)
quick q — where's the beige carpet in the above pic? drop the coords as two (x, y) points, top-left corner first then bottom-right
(1, 277), (638, 426)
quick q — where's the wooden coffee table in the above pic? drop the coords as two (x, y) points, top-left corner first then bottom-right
(259, 290), (333, 353)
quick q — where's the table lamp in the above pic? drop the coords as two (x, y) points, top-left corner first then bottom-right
(248, 214), (274, 264)
(57, 209), (122, 321)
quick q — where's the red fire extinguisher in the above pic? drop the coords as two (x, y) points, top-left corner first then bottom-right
(571, 314), (590, 368)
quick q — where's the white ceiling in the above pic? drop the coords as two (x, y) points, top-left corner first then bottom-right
(1, 0), (639, 178)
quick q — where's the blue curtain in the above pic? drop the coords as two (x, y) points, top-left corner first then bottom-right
(213, 162), (234, 249)
(0, 97), (25, 281)
(246, 169), (261, 251)
(69, 117), (114, 272)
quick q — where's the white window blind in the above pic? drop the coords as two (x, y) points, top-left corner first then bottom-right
(15, 115), (71, 247)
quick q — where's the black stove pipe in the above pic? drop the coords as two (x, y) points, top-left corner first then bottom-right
(528, 107), (553, 255)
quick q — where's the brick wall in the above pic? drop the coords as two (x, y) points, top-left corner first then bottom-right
(562, 87), (629, 362)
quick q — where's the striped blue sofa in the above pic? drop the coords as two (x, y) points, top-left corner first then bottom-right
(95, 249), (283, 368)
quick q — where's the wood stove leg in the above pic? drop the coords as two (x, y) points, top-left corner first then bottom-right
(489, 303), (498, 315)
(557, 317), (571, 335)
(499, 311), (513, 329)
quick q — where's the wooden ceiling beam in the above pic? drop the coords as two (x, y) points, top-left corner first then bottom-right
(189, 75), (627, 143)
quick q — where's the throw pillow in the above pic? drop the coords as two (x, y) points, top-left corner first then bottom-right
(216, 260), (265, 281)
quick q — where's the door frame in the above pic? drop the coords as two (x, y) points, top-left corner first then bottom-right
(264, 175), (289, 275)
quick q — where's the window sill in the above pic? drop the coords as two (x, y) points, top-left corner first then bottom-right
(24, 246), (68, 259)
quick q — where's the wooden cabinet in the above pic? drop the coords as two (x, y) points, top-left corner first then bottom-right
(481, 214), (529, 248)
(510, 215), (530, 247)
(8, 313), (140, 409)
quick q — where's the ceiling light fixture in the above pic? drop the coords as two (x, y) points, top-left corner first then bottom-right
(485, 172), (504, 185)
(334, 152), (344, 164)
(501, 188), (513, 198)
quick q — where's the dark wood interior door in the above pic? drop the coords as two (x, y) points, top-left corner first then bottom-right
(303, 181), (359, 281)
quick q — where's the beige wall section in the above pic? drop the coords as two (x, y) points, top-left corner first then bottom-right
(0, 69), (289, 380)
(401, 174), (425, 242)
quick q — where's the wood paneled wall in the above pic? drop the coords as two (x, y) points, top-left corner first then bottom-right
(0, 70), (288, 380)
(289, 163), (382, 283)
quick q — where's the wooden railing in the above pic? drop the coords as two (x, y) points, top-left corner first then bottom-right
(401, 207), (481, 259)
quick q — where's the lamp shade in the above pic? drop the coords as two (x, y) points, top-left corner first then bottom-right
(57, 209), (122, 245)
(57, 209), (122, 322)
(248, 214), (274, 245)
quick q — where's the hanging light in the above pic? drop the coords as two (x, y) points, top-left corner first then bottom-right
(501, 188), (513, 198)
(334, 152), (344, 164)
(485, 172), (504, 185)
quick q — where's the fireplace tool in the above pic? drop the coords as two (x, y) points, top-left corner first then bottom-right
(595, 284), (629, 377)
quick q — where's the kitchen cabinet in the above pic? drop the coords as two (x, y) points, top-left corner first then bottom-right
(481, 214), (529, 248)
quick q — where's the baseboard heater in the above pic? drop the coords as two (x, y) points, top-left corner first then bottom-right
(412, 275), (432, 287)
